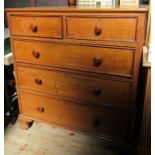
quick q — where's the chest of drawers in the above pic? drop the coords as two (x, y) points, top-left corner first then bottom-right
(6, 6), (147, 152)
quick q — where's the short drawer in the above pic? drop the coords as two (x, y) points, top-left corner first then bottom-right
(14, 40), (134, 77)
(10, 15), (62, 38)
(17, 65), (131, 109)
(66, 16), (137, 42)
(19, 91), (128, 140)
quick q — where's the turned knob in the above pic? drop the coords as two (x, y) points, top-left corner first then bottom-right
(68, 0), (76, 5)
(35, 78), (42, 85)
(93, 57), (102, 67)
(95, 25), (102, 35)
(92, 117), (100, 127)
(37, 106), (44, 113)
(31, 24), (38, 32)
(32, 51), (40, 58)
(93, 88), (102, 96)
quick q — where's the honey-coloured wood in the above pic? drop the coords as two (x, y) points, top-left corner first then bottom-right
(5, 6), (148, 12)
(18, 115), (33, 130)
(16, 64), (131, 109)
(19, 91), (129, 140)
(14, 40), (134, 77)
(6, 6), (147, 151)
(10, 15), (63, 38)
(66, 16), (137, 42)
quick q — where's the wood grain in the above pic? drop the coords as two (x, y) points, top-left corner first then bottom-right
(5, 6), (148, 12)
(6, 6), (147, 151)
(14, 39), (134, 77)
(16, 65), (131, 109)
(10, 15), (63, 38)
(67, 16), (137, 42)
(19, 91), (129, 140)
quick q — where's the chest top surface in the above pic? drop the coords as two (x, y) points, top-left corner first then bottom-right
(5, 5), (148, 13)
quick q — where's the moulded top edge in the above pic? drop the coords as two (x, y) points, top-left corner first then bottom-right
(5, 5), (148, 13)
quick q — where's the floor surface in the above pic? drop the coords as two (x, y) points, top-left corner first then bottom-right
(5, 121), (119, 155)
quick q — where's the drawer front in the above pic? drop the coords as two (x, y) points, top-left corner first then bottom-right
(67, 16), (137, 42)
(10, 16), (62, 38)
(19, 91), (128, 140)
(14, 40), (134, 77)
(17, 65), (130, 109)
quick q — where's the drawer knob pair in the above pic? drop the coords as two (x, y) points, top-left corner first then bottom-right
(93, 57), (102, 67)
(37, 106), (44, 113)
(95, 25), (102, 35)
(32, 51), (40, 58)
(35, 78), (42, 85)
(31, 24), (38, 32)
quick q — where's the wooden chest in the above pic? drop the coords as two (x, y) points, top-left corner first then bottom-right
(6, 6), (147, 152)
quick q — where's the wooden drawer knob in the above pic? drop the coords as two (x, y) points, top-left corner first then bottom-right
(95, 25), (102, 35)
(35, 78), (42, 85)
(92, 117), (101, 127)
(32, 51), (40, 58)
(37, 106), (44, 113)
(31, 24), (38, 32)
(68, 0), (76, 5)
(93, 57), (102, 67)
(93, 88), (102, 96)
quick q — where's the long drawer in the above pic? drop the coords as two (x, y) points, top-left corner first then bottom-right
(19, 91), (128, 140)
(14, 40), (134, 77)
(66, 16), (137, 43)
(16, 65), (131, 109)
(10, 15), (63, 38)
